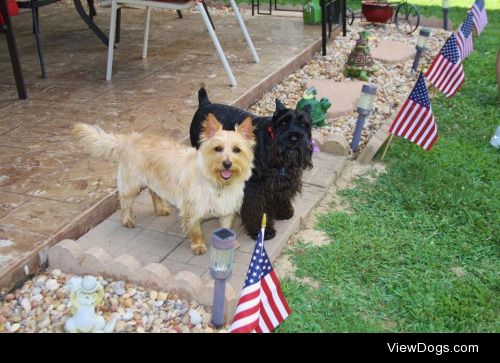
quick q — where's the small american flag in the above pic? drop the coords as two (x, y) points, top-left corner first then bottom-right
(471, 0), (488, 36)
(389, 72), (438, 151)
(230, 219), (291, 333)
(456, 12), (474, 60)
(425, 34), (464, 98)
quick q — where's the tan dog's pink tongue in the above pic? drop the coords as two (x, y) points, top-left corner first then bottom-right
(221, 170), (232, 179)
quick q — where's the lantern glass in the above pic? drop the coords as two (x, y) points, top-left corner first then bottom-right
(417, 28), (431, 49)
(210, 247), (234, 274)
(442, 0), (449, 9)
(357, 88), (376, 111)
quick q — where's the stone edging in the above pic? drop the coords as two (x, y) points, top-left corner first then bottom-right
(47, 240), (238, 321)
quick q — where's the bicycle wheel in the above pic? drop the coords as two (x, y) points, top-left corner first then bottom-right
(395, 3), (420, 34)
(346, 7), (355, 26)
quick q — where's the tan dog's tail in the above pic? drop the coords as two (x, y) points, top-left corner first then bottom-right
(73, 123), (128, 162)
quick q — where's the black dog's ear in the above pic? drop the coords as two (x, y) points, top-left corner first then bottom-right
(275, 99), (286, 113)
(300, 104), (312, 116)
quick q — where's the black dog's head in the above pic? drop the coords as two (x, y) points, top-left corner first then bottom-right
(269, 99), (313, 171)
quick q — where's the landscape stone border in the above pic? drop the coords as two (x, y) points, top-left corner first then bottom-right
(47, 240), (238, 320)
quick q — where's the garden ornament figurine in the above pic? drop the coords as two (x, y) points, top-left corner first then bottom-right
(344, 30), (377, 81)
(64, 275), (117, 333)
(296, 87), (331, 127)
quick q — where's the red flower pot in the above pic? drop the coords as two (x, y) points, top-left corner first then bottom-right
(362, 1), (394, 23)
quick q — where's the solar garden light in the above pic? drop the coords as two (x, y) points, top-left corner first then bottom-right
(210, 227), (236, 328)
(351, 84), (377, 151)
(442, 0), (449, 30)
(412, 28), (431, 74)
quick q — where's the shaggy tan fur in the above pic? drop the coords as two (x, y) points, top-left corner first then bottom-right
(73, 114), (254, 255)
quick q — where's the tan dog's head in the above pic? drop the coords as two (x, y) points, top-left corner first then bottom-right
(198, 113), (255, 186)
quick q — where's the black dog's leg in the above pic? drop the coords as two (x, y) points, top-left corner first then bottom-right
(241, 185), (276, 240)
(273, 197), (294, 220)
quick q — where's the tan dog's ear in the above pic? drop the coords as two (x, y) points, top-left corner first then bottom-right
(201, 113), (223, 141)
(235, 117), (255, 144)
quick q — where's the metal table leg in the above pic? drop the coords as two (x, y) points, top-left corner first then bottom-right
(73, 0), (108, 46)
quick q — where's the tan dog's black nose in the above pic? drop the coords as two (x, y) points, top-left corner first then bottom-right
(223, 160), (232, 169)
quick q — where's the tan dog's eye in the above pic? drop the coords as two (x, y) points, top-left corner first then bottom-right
(214, 146), (223, 152)
(233, 147), (241, 153)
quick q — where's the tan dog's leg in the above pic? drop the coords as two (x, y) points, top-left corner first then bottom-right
(118, 169), (141, 228)
(183, 211), (207, 255)
(120, 189), (140, 228)
(219, 214), (235, 229)
(149, 189), (170, 216)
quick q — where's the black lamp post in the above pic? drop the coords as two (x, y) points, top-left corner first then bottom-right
(442, 0), (449, 30)
(411, 28), (431, 74)
(351, 84), (377, 152)
(210, 228), (236, 328)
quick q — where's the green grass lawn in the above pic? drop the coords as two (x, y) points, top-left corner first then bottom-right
(278, 1), (500, 332)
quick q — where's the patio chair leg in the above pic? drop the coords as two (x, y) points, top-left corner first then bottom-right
(31, 1), (47, 78)
(176, 10), (182, 19)
(1, 0), (27, 99)
(116, 8), (121, 44)
(142, 7), (151, 59)
(106, 0), (118, 81)
(202, 2), (215, 30)
(87, 0), (97, 18)
(196, 2), (236, 87)
(228, 0), (259, 63)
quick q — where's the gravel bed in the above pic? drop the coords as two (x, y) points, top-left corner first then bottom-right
(0, 270), (229, 333)
(248, 22), (451, 154)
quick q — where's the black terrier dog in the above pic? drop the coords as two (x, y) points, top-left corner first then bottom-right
(190, 88), (313, 240)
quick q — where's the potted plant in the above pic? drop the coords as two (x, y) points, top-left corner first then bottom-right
(362, 0), (394, 23)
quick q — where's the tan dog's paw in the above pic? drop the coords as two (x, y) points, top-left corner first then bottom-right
(122, 218), (136, 229)
(191, 243), (208, 255)
(156, 206), (170, 217)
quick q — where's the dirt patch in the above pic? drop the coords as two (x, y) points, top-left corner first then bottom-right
(274, 161), (386, 286)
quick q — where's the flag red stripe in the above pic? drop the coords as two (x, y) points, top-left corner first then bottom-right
(259, 301), (274, 331)
(403, 105), (426, 139)
(408, 109), (432, 141)
(269, 271), (292, 314)
(261, 276), (285, 323)
(389, 99), (411, 134)
(235, 288), (260, 306)
(399, 103), (422, 137)
(232, 302), (260, 323)
(414, 115), (434, 145)
(422, 125), (437, 150)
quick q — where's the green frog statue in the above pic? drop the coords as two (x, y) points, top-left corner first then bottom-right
(296, 87), (331, 127)
(344, 31), (377, 82)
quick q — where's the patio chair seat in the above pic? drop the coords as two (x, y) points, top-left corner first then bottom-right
(105, 0), (260, 86)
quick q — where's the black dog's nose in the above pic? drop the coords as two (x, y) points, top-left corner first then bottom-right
(289, 133), (302, 142)
(223, 160), (232, 169)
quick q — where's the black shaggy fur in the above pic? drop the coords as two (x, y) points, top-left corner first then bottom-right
(190, 88), (313, 240)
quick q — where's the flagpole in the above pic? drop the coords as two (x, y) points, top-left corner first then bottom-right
(261, 213), (266, 242)
(381, 133), (394, 161)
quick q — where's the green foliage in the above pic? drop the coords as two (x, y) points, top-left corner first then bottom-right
(277, 2), (500, 332)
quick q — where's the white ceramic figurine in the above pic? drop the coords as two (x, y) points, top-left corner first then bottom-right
(64, 275), (116, 333)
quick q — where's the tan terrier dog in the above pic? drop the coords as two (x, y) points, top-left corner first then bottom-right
(73, 114), (254, 255)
